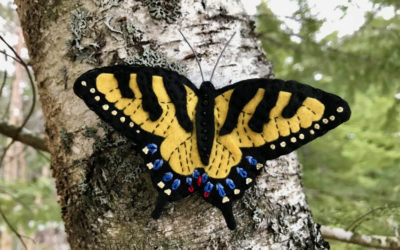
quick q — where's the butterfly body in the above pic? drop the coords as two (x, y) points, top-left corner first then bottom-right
(195, 81), (216, 165)
(74, 65), (350, 229)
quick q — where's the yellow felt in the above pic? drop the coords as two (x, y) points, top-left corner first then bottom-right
(96, 73), (122, 103)
(152, 76), (171, 102)
(230, 89), (266, 147)
(128, 74), (142, 98)
(115, 98), (133, 110)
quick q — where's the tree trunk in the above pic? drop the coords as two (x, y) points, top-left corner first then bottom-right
(14, 0), (329, 249)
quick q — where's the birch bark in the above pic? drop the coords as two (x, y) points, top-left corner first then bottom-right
(14, 0), (328, 249)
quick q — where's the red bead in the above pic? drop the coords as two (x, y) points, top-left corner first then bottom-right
(203, 192), (210, 198)
(188, 186), (194, 193)
(197, 176), (202, 186)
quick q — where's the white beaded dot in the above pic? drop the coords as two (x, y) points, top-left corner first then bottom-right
(94, 96), (100, 101)
(270, 144), (276, 150)
(299, 134), (305, 140)
(314, 124), (320, 129)
(290, 137), (297, 143)
(81, 81), (87, 86)
(90, 88), (96, 93)
(310, 129), (315, 135)
(329, 115), (335, 121)
(280, 141), (286, 147)
(337, 107), (344, 113)
(120, 117), (126, 123)
(102, 104), (109, 110)
(111, 110), (117, 116)
(129, 122), (134, 127)
(322, 118), (329, 124)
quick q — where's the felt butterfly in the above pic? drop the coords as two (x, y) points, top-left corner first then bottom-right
(73, 33), (351, 229)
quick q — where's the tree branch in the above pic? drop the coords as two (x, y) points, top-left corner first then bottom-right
(0, 34), (38, 167)
(0, 120), (48, 152)
(321, 225), (400, 249)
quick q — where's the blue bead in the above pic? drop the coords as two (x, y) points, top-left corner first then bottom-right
(202, 173), (208, 183)
(204, 182), (214, 192)
(193, 170), (200, 178)
(226, 178), (235, 189)
(147, 143), (158, 154)
(246, 156), (258, 166)
(153, 159), (163, 170)
(171, 179), (181, 190)
(236, 167), (247, 178)
(162, 172), (173, 182)
(216, 183), (226, 197)
(186, 177), (192, 186)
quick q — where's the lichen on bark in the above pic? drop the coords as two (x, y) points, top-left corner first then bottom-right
(140, 0), (182, 23)
(124, 48), (187, 74)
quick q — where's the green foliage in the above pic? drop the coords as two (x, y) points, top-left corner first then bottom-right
(0, 175), (61, 234)
(258, 0), (400, 248)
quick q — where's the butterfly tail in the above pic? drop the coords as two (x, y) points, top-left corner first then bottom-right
(220, 204), (236, 230)
(151, 194), (168, 219)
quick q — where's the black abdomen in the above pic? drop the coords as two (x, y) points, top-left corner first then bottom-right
(196, 82), (216, 166)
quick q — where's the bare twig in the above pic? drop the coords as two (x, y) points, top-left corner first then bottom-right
(0, 49), (9, 97)
(0, 70), (7, 96)
(0, 206), (28, 250)
(0, 119), (48, 151)
(321, 225), (400, 249)
(0, 50), (23, 64)
(0, 34), (37, 168)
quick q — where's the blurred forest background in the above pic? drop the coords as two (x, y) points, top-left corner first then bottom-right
(0, 0), (399, 249)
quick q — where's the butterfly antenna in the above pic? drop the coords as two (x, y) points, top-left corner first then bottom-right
(209, 31), (236, 82)
(178, 30), (205, 82)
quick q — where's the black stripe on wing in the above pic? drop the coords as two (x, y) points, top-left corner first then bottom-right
(74, 65), (197, 134)
(219, 84), (259, 135)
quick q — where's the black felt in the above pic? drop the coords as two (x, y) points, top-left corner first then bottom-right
(220, 204), (236, 230)
(196, 81), (216, 166)
(114, 69), (135, 98)
(137, 71), (163, 121)
(282, 87), (306, 118)
(219, 85), (258, 135)
(163, 74), (193, 132)
(248, 87), (279, 133)
(151, 194), (168, 219)
(73, 65), (351, 231)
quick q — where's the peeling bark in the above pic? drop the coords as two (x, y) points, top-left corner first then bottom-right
(14, 0), (329, 249)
